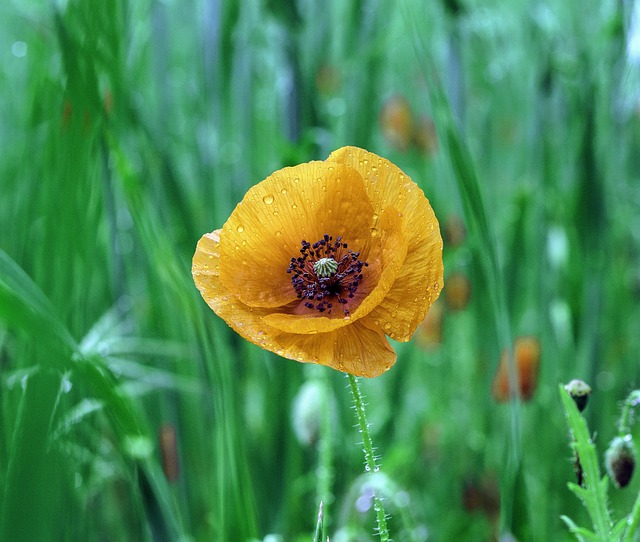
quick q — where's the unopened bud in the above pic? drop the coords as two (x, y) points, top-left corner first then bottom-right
(605, 435), (636, 488)
(564, 379), (592, 412)
(291, 380), (330, 447)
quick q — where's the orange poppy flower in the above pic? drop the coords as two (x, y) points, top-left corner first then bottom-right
(192, 146), (444, 377)
(379, 95), (414, 151)
(492, 336), (541, 401)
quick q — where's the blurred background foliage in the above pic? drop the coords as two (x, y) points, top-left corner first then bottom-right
(1, 0), (640, 540)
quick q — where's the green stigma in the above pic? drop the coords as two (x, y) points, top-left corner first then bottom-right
(313, 257), (338, 278)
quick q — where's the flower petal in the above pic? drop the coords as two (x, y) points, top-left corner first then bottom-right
(328, 146), (444, 340)
(192, 230), (276, 350)
(275, 320), (396, 377)
(262, 205), (408, 334)
(218, 160), (375, 308)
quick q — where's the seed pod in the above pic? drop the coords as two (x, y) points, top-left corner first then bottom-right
(564, 379), (592, 412)
(605, 435), (636, 488)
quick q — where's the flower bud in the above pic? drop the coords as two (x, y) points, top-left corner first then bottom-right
(605, 435), (636, 488)
(564, 379), (592, 412)
(291, 380), (329, 447)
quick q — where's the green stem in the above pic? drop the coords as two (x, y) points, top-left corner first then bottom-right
(317, 373), (333, 541)
(347, 374), (390, 541)
(618, 390), (640, 436)
(623, 489), (640, 542)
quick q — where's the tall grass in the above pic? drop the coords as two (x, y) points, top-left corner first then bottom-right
(1, 0), (639, 540)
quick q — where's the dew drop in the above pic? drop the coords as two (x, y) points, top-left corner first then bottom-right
(364, 465), (371, 472)
(384, 322), (392, 330)
(236, 225), (244, 233)
(275, 230), (282, 237)
(370, 227), (378, 237)
(281, 188), (288, 195)
(263, 194), (274, 204)
(293, 178), (300, 183)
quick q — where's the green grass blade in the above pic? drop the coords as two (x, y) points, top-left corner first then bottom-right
(0, 249), (76, 355)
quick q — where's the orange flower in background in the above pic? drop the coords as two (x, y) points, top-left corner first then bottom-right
(444, 272), (471, 311)
(379, 95), (414, 151)
(492, 336), (541, 402)
(192, 146), (444, 377)
(415, 298), (443, 350)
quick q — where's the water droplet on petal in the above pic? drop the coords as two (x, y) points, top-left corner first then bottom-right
(236, 225), (244, 233)
(370, 227), (378, 237)
(281, 188), (287, 195)
(293, 178), (300, 183)
(263, 194), (274, 204)
(384, 322), (392, 330)
(275, 230), (282, 237)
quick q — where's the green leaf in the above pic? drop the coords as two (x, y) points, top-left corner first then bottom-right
(560, 515), (600, 542)
(560, 385), (612, 540)
(0, 249), (76, 356)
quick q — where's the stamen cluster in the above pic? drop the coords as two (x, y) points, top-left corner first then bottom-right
(286, 234), (368, 315)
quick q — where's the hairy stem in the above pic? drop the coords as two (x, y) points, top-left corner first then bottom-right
(347, 374), (389, 541)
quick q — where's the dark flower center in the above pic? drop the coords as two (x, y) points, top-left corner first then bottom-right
(286, 234), (368, 315)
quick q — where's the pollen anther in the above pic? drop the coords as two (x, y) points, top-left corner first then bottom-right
(286, 234), (368, 315)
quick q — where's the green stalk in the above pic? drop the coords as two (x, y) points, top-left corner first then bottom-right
(347, 374), (389, 541)
(623, 489), (640, 542)
(317, 373), (334, 541)
(618, 390), (640, 436)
